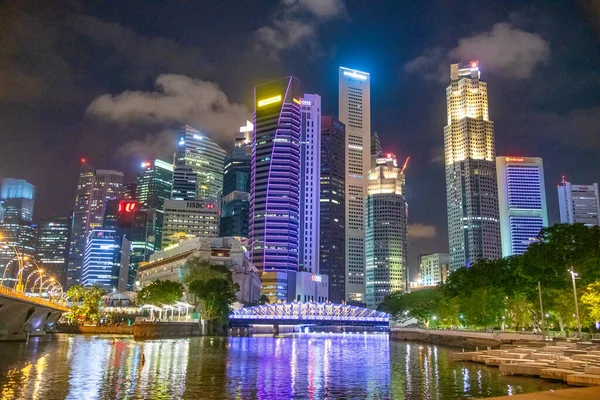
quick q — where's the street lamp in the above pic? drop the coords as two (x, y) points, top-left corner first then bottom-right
(569, 267), (583, 339)
(24, 269), (44, 293)
(0, 255), (23, 286)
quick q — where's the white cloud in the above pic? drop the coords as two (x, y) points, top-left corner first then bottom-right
(408, 224), (437, 239)
(86, 74), (251, 147)
(405, 23), (550, 81)
(254, 0), (347, 59)
(116, 129), (176, 162)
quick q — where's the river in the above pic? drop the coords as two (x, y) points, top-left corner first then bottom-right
(0, 333), (567, 399)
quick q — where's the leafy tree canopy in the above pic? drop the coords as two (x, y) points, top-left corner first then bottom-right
(137, 280), (184, 306)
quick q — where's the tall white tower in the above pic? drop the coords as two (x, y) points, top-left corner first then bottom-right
(444, 62), (501, 270)
(339, 66), (371, 303)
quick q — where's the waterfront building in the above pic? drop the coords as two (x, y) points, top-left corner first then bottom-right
(250, 76), (302, 302)
(67, 161), (123, 287)
(371, 132), (382, 168)
(161, 199), (220, 248)
(365, 153), (408, 308)
(496, 157), (548, 256)
(319, 116), (346, 303)
(299, 94), (321, 274)
(339, 66), (371, 303)
(173, 125), (226, 202)
(82, 229), (130, 292)
(444, 62), (501, 270)
(221, 123), (252, 238)
(0, 179), (37, 277)
(137, 159), (173, 249)
(138, 236), (261, 304)
(558, 179), (600, 227)
(36, 216), (71, 286)
(419, 253), (449, 287)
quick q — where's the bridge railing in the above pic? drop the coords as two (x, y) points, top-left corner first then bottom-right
(0, 285), (70, 311)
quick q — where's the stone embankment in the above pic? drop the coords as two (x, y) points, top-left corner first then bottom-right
(58, 325), (134, 335)
(133, 322), (201, 339)
(450, 340), (600, 387)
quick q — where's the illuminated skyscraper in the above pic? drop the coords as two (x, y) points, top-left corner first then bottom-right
(137, 159), (173, 248)
(496, 156), (548, 256)
(365, 153), (408, 308)
(173, 125), (226, 202)
(82, 229), (130, 291)
(558, 179), (600, 227)
(37, 216), (71, 286)
(67, 161), (123, 287)
(250, 76), (301, 302)
(444, 62), (501, 270)
(299, 94), (321, 274)
(339, 66), (371, 303)
(319, 116), (346, 303)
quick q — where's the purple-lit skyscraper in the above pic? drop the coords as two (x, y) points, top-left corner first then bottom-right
(250, 76), (302, 302)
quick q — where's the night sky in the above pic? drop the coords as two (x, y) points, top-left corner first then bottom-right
(1, 1), (599, 277)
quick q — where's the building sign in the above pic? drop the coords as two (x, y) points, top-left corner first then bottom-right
(257, 95), (282, 108)
(343, 70), (367, 80)
(118, 200), (137, 213)
(186, 201), (215, 209)
(505, 157), (524, 162)
(311, 274), (322, 282)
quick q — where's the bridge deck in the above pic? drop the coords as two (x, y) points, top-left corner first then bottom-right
(0, 285), (70, 312)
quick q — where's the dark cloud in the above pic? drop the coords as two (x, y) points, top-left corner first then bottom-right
(407, 224), (437, 239)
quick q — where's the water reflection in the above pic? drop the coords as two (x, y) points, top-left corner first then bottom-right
(0, 333), (567, 399)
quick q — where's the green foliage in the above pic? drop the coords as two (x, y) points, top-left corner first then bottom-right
(66, 284), (85, 303)
(581, 281), (600, 322)
(379, 289), (443, 328)
(66, 286), (105, 323)
(259, 294), (270, 305)
(137, 280), (184, 306)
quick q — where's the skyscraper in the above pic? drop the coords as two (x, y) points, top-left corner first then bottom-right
(67, 161), (123, 287)
(320, 116), (346, 303)
(419, 253), (450, 287)
(82, 229), (130, 291)
(496, 156), (548, 256)
(36, 216), (71, 286)
(221, 123), (252, 238)
(299, 94), (321, 274)
(161, 199), (220, 248)
(365, 153), (408, 308)
(173, 125), (226, 202)
(250, 76), (301, 302)
(371, 132), (382, 168)
(444, 62), (501, 270)
(0, 179), (37, 279)
(339, 66), (371, 303)
(137, 159), (173, 248)
(558, 179), (600, 226)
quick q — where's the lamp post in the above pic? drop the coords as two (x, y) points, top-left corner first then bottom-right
(24, 269), (44, 293)
(0, 255), (22, 286)
(569, 267), (582, 339)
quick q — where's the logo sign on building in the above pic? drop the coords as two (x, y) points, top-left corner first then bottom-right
(119, 200), (137, 213)
(311, 274), (322, 282)
(186, 201), (215, 209)
(505, 157), (524, 162)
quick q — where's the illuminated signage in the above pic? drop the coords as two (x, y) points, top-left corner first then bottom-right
(119, 201), (137, 213)
(386, 153), (392, 158)
(505, 157), (524, 162)
(186, 202), (215, 209)
(141, 162), (151, 168)
(311, 274), (322, 282)
(343, 70), (367, 80)
(471, 61), (478, 68)
(257, 95), (282, 107)
(293, 98), (301, 105)
(301, 100), (311, 106)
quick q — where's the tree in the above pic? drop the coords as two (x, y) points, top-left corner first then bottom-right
(379, 289), (443, 328)
(259, 294), (270, 305)
(581, 281), (600, 322)
(137, 280), (184, 306)
(65, 286), (105, 324)
(66, 284), (85, 303)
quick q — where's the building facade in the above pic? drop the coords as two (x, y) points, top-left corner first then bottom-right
(365, 154), (408, 308)
(250, 76), (302, 302)
(173, 125), (226, 202)
(339, 66), (371, 303)
(0, 179), (37, 276)
(299, 94), (321, 274)
(82, 229), (130, 292)
(161, 199), (220, 248)
(67, 162), (123, 287)
(319, 116), (346, 303)
(36, 216), (71, 287)
(558, 179), (600, 227)
(137, 159), (173, 249)
(419, 253), (449, 287)
(496, 157), (548, 256)
(444, 62), (501, 270)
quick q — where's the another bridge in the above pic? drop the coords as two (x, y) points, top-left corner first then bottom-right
(0, 285), (69, 341)
(229, 302), (389, 335)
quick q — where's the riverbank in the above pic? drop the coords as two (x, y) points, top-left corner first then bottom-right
(489, 386), (600, 399)
(58, 325), (134, 335)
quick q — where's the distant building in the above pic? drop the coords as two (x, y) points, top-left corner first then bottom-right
(0, 179), (37, 276)
(82, 229), (130, 292)
(299, 94), (321, 274)
(558, 179), (600, 227)
(67, 161), (123, 287)
(161, 199), (220, 248)
(173, 125), (226, 202)
(365, 153), (408, 308)
(319, 116), (346, 303)
(120, 183), (137, 200)
(138, 236), (261, 304)
(444, 62), (501, 270)
(496, 157), (548, 256)
(36, 216), (71, 287)
(250, 76), (301, 302)
(339, 66), (371, 303)
(419, 253), (449, 287)
(221, 123), (252, 238)
(137, 159), (173, 249)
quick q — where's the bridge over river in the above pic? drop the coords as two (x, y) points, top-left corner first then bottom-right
(0, 285), (69, 341)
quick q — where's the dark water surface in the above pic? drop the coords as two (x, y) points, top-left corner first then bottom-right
(0, 333), (568, 399)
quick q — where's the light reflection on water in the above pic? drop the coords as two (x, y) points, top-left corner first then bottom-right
(0, 333), (567, 399)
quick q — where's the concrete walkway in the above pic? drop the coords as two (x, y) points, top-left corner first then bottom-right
(488, 386), (600, 399)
